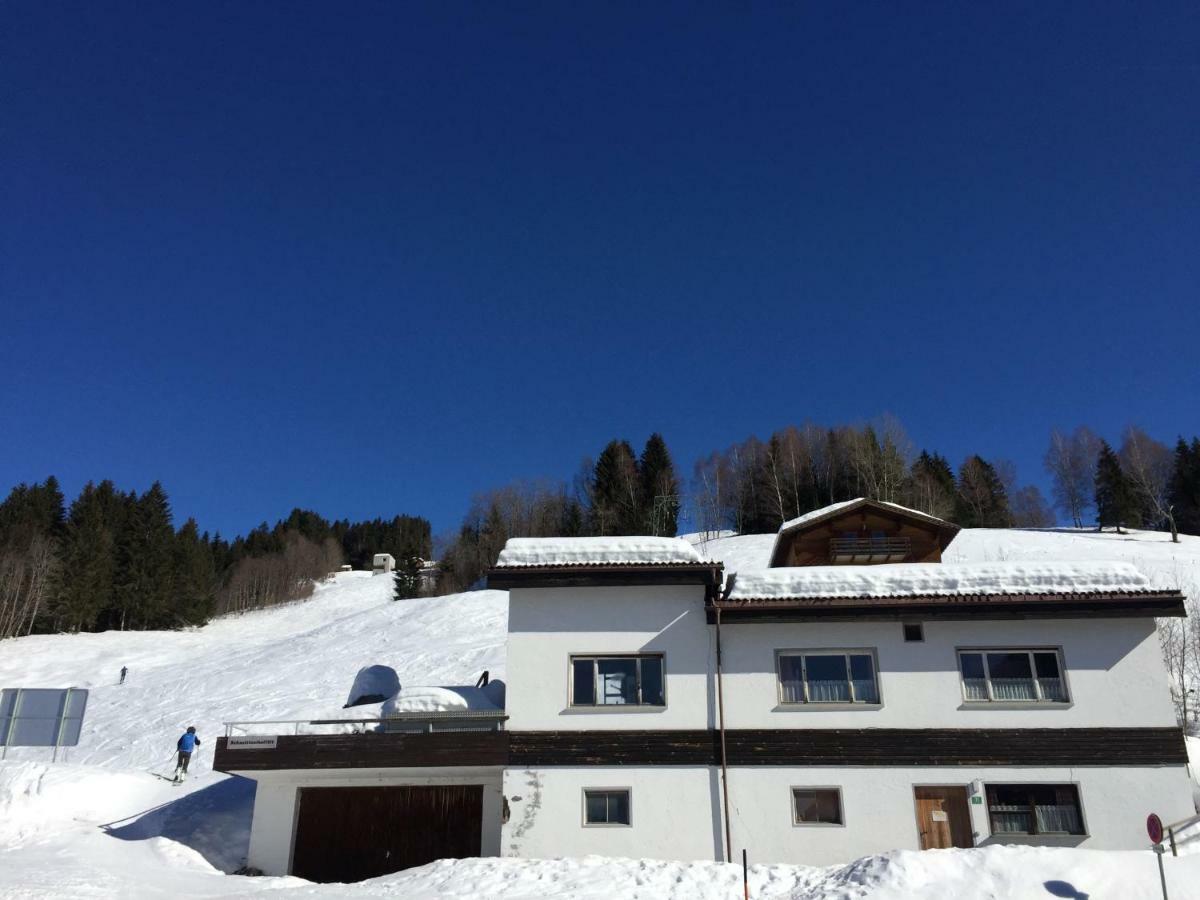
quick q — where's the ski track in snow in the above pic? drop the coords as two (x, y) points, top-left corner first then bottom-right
(2, 531), (1199, 898)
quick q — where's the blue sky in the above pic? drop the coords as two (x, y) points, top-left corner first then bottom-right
(2, 3), (1197, 538)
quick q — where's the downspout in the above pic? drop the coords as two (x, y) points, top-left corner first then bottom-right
(714, 574), (733, 863)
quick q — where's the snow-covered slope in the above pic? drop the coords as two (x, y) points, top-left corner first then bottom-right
(2, 530), (1199, 898)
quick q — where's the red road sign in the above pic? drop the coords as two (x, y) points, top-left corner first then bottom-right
(1147, 813), (1164, 844)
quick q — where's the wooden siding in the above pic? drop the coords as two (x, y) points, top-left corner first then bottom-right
(217, 727), (1187, 772)
(213, 731), (507, 772)
(770, 501), (959, 568)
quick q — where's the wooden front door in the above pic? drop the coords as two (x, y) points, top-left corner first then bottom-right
(292, 784), (483, 883)
(914, 786), (973, 850)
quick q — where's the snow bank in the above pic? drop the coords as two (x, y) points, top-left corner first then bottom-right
(496, 536), (706, 567)
(242, 846), (1200, 899)
(727, 561), (1152, 600)
(383, 683), (502, 715)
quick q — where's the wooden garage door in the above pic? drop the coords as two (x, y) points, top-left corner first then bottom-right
(292, 784), (483, 883)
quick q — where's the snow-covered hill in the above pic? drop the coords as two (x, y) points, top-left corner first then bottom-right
(3, 530), (1199, 898)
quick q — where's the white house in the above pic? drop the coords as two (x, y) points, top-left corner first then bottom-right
(215, 499), (1192, 882)
(372, 553), (395, 574)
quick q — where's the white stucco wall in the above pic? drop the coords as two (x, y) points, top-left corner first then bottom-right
(238, 766), (504, 876)
(503, 764), (1195, 866)
(508, 583), (1177, 730)
(719, 617), (1179, 729)
(505, 585), (714, 730)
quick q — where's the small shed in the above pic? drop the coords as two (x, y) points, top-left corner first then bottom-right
(372, 553), (395, 575)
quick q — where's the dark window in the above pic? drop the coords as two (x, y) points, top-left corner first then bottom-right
(584, 789), (631, 825)
(778, 651), (879, 704)
(903, 623), (924, 642)
(570, 655), (665, 707)
(792, 788), (843, 825)
(986, 784), (1084, 835)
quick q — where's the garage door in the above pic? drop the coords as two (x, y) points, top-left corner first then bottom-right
(291, 784), (483, 883)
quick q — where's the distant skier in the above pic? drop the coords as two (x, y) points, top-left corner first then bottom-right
(120, 666), (128, 685)
(174, 726), (201, 783)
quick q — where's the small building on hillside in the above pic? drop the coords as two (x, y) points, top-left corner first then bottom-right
(214, 500), (1192, 882)
(372, 553), (395, 575)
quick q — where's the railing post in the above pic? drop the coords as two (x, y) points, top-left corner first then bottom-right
(1169, 826), (1177, 857)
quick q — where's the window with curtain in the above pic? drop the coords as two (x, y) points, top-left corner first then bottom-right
(957, 650), (1068, 703)
(777, 651), (879, 704)
(986, 784), (1084, 835)
(570, 655), (665, 707)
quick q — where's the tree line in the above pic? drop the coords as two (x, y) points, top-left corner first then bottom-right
(0, 478), (430, 639)
(437, 434), (681, 592)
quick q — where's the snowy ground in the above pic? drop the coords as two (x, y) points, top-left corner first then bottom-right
(2, 530), (1199, 898)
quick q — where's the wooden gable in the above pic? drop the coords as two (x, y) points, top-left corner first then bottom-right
(768, 499), (959, 567)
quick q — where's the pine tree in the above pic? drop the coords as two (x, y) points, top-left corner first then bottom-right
(56, 481), (119, 632)
(910, 451), (957, 520)
(590, 440), (642, 535)
(1094, 441), (1139, 533)
(955, 456), (1012, 528)
(174, 518), (216, 625)
(392, 556), (423, 600)
(1168, 437), (1200, 536)
(638, 433), (679, 536)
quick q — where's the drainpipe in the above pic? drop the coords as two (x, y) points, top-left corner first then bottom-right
(715, 596), (733, 863)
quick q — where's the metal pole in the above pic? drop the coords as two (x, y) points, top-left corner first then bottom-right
(1168, 827), (1177, 857)
(1154, 844), (1169, 900)
(715, 605), (733, 863)
(742, 848), (749, 900)
(52, 689), (71, 764)
(2, 689), (23, 761)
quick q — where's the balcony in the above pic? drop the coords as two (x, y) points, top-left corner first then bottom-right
(828, 536), (912, 564)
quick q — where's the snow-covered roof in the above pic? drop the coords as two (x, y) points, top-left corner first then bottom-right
(726, 561), (1154, 601)
(777, 498), (954, 534)
(495, 536), (709, 568)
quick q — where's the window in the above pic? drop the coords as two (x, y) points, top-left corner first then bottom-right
(792, 788), (844, 826)
(903, 623), (924, 643)
(570, 655), (665, 707)
(777, 651), (880, 704)
(986, 784), (1084, 835)
(958, 649), (1068, 703)
(584, 789), (631, 826)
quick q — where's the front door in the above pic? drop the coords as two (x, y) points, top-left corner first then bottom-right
(914, 786), (973, 849)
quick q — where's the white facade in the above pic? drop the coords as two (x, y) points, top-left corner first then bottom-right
(499, 576), (1194, 864)
(372, 553), (395, 574)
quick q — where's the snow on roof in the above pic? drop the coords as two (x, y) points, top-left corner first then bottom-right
(382, 683), (504, 715)
(726, 561), (1153, 600)
(776, 497), (953, 534)
(495, 536), (708, 568)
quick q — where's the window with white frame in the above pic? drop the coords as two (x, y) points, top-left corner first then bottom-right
(584, 788), (631, 825)
(570, 655), (665, 707)
(957, 649), (1068, 703)
(777, 650), (880, 704)
(792, 787), (844, 825)
(986, 784), (1084, 835)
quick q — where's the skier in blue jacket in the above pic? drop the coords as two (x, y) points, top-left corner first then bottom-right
(174, 726), (201, 782)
